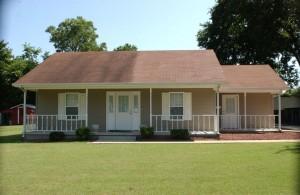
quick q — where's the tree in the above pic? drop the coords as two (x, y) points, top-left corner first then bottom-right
(0, 40), (14, 110)
(46, 16), (107, 52)
(197, 0), (299, 87)
(113, 43), (138, 51)
(42, 51), (51, 61)
(0, 42), (42, 110)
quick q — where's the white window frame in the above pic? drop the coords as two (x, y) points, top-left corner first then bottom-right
(169, 92), (184, 121)
(65, 93), (80, 120)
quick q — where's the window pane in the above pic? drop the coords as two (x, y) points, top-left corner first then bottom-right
(66, 94), (78, 107)
(66, 107), (78, 115)
(226, 98), (235, 113)
(109, 96), (114, 113)
(170, 93), (183, 107)
(170, 107), (183, 115)
(118, 96), (129, 112)
(133, 95), (138, 113)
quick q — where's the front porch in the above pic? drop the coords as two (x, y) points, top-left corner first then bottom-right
(24, 114), (280, 135)
(22, 87), (282, 136)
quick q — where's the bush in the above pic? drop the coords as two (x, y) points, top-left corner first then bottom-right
(170, 129), (189, 140)
(49, 131), (65, 141)
(75, 127), (90, 140)
(140, 126), (154, 138)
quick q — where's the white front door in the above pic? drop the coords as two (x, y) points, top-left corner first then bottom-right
(222, 95), (239, 129)
(106, 91), (140, 131)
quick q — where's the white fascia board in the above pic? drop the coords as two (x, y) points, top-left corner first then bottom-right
(220, 88), (284, 94)
(13, 82), (221, 90)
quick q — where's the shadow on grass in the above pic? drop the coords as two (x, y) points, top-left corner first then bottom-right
(276, 143), (300, 154)
(0, 134), (23, 143)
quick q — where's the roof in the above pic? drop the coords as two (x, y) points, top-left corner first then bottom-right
(220, 65), (288, 91)
(14, 50), (224, 85)
(0, 104), (36, 113)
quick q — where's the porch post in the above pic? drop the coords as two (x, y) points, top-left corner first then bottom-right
(23, 89), (27, 137)
(150, 88), (152, 127)
(86, 88), (88, 127)
(278, 94), (281, 131)
(244, 92), (247, 129)
(216, 88), (220, 133)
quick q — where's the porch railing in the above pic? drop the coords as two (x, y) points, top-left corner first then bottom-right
(220, 115), (279, 130)
(25, 115), (87, 132)
(151, 115), (217, 133)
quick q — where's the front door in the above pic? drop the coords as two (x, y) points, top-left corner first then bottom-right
(222, 95), (239, 129)
(106, 91), (140, 131)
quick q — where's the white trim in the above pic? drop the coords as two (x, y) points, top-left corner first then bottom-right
(278, 95), (281, 130)
(23, 90), (27, 137)
(86, 89), (88, 127)
(150, 88), (152, 127)
(216, 89), (220, 132)
(244, 92), (247, 129)
(13, 83), (220, 90)
(220, 89), (284, 94)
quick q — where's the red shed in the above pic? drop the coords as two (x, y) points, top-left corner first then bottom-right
(0, 104), (36, 125)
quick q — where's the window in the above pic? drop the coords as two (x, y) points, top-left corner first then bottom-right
(109, 96), (114, 113)
(170, 93), (183, 119)
(66, 94), (79, 119)
(133, 95), (139, 113)
(118, 96), (129, 112)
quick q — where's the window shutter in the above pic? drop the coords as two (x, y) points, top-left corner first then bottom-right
(162, 92), (170, 120)
(183, 92), (192, 120)
(79, 93), (86, 120)
(58, 93), (66, 120)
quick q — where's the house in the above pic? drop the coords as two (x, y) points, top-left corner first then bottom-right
(13, 50), (288, 138)
(0, 104), (35, 125)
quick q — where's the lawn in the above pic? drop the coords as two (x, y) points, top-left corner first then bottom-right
(0, 126), (299, 194)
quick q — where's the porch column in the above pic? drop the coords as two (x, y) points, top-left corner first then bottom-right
(278, 94), (281, 131)
(244, 92), (247, 129)
(150, 88), (152, 127)
(23, 89), (27, 137)
(86, 88), (88, 127)
(216, 88), (220, 133)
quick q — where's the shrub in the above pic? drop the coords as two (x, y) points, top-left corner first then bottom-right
(49, 131), (65, 141)
(75, 127), (90, 140)
(170, 129), (189, 140)
(140, 126), (154, 138)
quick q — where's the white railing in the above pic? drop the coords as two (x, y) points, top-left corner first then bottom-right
(151, 115), (217, 133)
(220, 115), (279, 130)
(25, 115), (87, 132)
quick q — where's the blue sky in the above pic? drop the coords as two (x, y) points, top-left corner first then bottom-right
(1, 0), (215, 55)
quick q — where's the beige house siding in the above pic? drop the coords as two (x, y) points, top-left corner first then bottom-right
(220, 93), (274, 129)
(36, 89), (274, 130)
(37, 88), (216, 130)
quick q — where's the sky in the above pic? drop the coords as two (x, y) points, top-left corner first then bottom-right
(1, 0), (216, 55)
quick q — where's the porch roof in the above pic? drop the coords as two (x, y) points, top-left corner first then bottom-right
(14, 50), (224, 87)
(220, 65), (288, 92)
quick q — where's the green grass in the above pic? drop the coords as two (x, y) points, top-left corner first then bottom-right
(0, 126), (299, 194)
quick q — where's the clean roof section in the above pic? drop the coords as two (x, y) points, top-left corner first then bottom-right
(221, 65), (288, 90)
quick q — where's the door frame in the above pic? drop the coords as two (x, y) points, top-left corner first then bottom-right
(221, 94), (239, 129)
(106, 91), (141, 131)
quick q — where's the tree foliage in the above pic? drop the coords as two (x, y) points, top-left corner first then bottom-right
(0, 41), (42, 110)
(197, 0), (299, 87)
(46, 16), (107, 52)
(113, 43), (138, 51)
